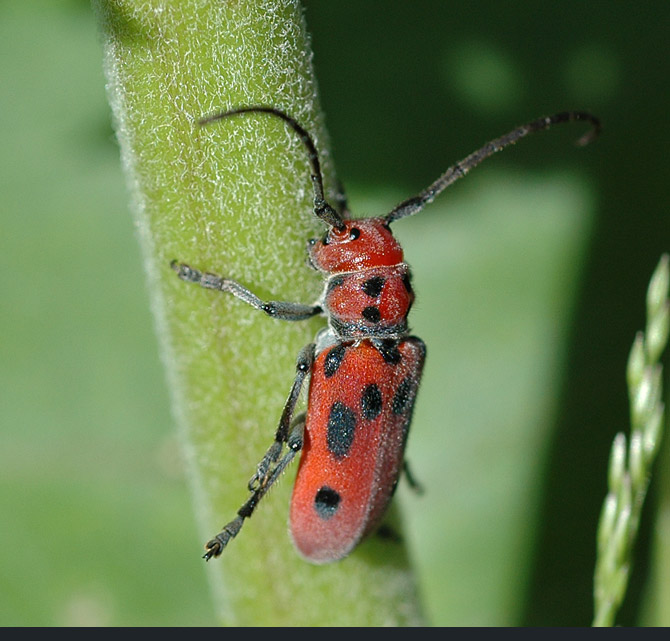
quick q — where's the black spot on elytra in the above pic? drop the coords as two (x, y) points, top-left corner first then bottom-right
(392, 377), (413, 415)
(361, 383), (383, 421)
(327, 401), (356, 457)
(323, 344), (346, 378)
(362, 306), (381, 323)
(361, 276), (385, 298)
(377, 339), (402, 365)
(314, 486), (341, 520)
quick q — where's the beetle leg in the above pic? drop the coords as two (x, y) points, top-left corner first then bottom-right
(247, 343), (314, 491)
(203, 415), (306, 560)
(170, 260), (322, 321)
(402, 460), (424, 495)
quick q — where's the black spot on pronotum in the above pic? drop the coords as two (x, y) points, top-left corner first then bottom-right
(361, 276), (385, 298)
(392, 377), (413, 415)
(314, 486), (341, 520)
(362, 306), (381, 323)
(327, 401), (356, 457)
(361, 383), (383, 421)
(323, 344), (346, 378)
(402, 272), (414, 295)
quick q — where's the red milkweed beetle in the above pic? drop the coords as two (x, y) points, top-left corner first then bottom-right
(171, 106), (600, 563)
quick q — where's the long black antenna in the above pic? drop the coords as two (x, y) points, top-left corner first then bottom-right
(385, 111), (600, 224)
(199, 107), (345, 230)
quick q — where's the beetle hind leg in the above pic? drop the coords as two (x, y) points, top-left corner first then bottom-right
(202, 343), (314, 561)
(203, 415), (306, 560)
(403, 460), (424, 495)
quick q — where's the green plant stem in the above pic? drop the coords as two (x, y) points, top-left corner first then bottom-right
(94, 0), (423, 626)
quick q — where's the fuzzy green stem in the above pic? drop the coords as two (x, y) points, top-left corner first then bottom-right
(94, 0), (423, 626)
(592, 254), (669, 626)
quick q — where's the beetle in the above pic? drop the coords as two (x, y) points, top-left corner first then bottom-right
(171, 106), (599, 563)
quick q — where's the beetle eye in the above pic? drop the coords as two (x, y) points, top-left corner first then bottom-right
(349, 227), (360, 240)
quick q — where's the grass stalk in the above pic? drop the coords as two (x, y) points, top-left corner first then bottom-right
(593, 254), (669, 626)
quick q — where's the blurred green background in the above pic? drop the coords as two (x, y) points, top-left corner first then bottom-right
(1, 0), (668, 626)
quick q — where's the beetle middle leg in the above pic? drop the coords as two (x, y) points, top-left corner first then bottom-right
(247, 342), (315, 491)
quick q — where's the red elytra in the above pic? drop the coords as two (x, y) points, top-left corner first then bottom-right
(172, 106), (599, 563)
(292, 331), (425, 563)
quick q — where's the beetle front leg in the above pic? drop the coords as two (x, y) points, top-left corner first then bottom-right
(170, 260), (322, 321)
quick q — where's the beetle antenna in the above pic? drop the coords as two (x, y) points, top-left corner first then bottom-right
(385, 111), (601, 224)
(199, 107), (345, 230)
